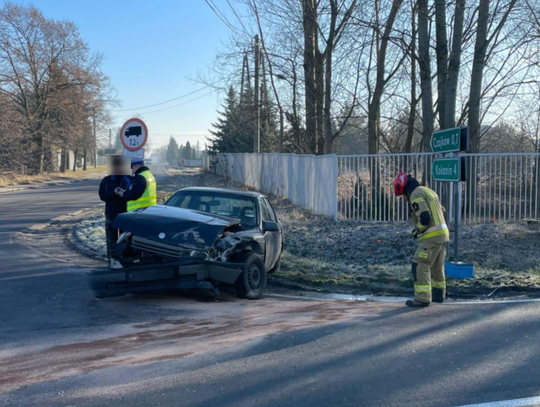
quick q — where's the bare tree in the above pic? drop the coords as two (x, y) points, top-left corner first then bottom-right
(0, 2), (115, 174)
(367, 0), (405, 154)
(469, 0), (519, 152)
(417, 0), (433, 152)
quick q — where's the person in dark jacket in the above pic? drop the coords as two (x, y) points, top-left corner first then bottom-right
(99, 155), (132, 263)
(114, 159), (157, 211)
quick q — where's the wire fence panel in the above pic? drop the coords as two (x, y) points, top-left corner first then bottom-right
(338, 153), (540, 223)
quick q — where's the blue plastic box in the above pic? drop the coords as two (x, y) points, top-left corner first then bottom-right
(445, 261), (474, 279)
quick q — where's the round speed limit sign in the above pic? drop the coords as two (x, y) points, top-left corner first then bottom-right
(120, 118), (148, 152)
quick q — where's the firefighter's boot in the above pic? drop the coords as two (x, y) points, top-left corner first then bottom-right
(406, 299), (429, 308)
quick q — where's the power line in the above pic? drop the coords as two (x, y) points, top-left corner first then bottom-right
(204, 0), (245, 38)
(113, 90), (214, 117)
(226, 0), (250, 35)
(112, 85), (212, 112)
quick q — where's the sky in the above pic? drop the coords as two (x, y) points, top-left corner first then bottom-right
(12, 0), (237, 152)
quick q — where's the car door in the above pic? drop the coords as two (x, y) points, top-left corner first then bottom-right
(260, 197), (280, 270)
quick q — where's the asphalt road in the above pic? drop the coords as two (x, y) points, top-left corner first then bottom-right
(1, 166), (539, 407)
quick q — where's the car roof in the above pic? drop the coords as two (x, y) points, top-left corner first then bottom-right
(177, 187), (265, 199)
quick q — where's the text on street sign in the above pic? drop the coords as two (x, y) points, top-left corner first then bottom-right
(432, 158), (463, 182)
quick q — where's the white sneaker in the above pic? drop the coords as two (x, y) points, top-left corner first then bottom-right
(109, 259), (123, 269)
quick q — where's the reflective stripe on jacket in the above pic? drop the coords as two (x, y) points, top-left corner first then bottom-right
(127, 170), (157, 211)
(409, 186), (449, 243)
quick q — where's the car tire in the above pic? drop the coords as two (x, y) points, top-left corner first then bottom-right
(234, 253), (266, 299)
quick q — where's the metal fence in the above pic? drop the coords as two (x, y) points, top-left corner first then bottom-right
(206, 152), (540, 223)
(338, 153), (540, 223)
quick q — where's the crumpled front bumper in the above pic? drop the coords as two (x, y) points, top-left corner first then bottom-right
(87, 260), (245, 297)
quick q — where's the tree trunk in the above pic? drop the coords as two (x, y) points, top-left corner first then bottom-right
(444, 0), (466, 128)
(302, 0), (320, 154)
(73, 149), (78, 171)
(435, 0), (448, 129)
(37, 133), (45, 174)
(367, 0), (404, 154)
(323, 1), (338, 155)
(60, 147), (66, 173)
(404, 5), (417, 154)
(315, 50), (324, 154)
(468, 0), (490, 152)
(83, 147), (87, 171)
(417, 0), (434, 154)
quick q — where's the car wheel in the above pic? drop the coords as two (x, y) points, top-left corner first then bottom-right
(234, 253), (266, 299)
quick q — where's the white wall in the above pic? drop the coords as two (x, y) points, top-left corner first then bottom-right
(211, 153), (338, 220)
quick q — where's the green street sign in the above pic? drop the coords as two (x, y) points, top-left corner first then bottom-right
(431, 127), (461, 153)
(432, 158), (462, 182)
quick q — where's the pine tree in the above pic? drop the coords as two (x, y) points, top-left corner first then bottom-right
(166, 136), (179, 166)
(183, 141), (192, 160)
(209, 86), (254, 153)
(209, 86), (237, 153)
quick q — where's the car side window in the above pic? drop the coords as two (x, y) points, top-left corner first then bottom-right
(166, 194), (190, 208)
(260, 198), (275, 222)
(263, 198), (278, 222)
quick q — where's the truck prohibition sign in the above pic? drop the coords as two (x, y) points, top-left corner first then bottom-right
(120, 118), (148, 152)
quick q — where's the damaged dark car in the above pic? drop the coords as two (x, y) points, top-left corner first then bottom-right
(87, 188), (283, 299)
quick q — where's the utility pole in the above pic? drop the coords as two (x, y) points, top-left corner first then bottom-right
(109, 128), (112, 149)
(240, 50), (247, 98)
(93, 107), (97, 168)
(253, 34), (261, 154)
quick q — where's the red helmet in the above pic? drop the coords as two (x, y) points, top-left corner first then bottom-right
(394, 172), (409, 196)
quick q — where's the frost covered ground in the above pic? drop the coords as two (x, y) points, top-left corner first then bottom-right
(73, 168), (540, 297)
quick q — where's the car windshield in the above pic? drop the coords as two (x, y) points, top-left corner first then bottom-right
(166, 191), (258, 228)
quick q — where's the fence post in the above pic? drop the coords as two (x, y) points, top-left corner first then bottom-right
(332, 154), (338, 220)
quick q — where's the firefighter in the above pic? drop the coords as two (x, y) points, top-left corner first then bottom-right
(115, 158), (157, 211)
(98, 155), (131, 264)
(394, 173), (449, 307)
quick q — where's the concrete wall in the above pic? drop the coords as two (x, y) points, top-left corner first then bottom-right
(210, 153), (338, 220)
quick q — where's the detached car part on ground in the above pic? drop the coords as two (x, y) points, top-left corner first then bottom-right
(87, 188), (283, 299)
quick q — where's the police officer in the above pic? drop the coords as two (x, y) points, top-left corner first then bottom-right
(115, 158), (157, 212)
(394, 173), (449, 307)
(98, 155), (131, 263)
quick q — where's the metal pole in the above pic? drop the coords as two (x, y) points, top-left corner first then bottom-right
(253, 35), (261, 154)
(454, 180), (459, 262)
(93, 107), (97, 168)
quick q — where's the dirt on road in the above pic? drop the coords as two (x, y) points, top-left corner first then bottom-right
(0, 294), (397, 394)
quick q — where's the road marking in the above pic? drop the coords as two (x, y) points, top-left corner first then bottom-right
(453, 396), (540, 407)
(450, 298), (540, 305)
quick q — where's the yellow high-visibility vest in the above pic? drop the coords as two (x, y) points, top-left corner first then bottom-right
(127, 170), (157, 211)
(409, 186), (449, 243)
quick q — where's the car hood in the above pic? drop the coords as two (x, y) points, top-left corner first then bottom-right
(113, 205), (241, 249)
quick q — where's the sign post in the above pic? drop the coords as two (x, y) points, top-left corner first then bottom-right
(430, 127), (473, 278)
(119, 118), (148, 167)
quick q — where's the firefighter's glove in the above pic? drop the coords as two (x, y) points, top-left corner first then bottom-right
(412, 229), (419, 239)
